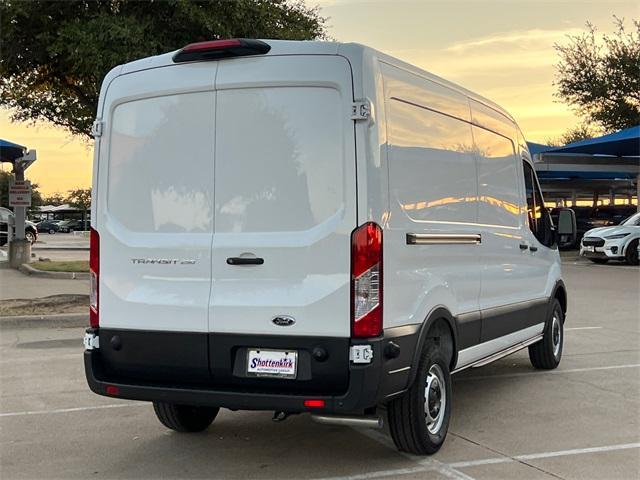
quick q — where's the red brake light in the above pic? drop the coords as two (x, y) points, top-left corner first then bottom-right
(182, 39), (242, 52)
(89, 228), (99, 328)
(105, 385), (120, 396)
(351, 222), (383, 338)
(173, 38), (271, 63)
(304, 399), (325, 408)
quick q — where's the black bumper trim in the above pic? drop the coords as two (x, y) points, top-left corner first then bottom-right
(85, 341), (385, 414)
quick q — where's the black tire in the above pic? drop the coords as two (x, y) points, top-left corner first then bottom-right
(387, 340), (452, 455)
(152, 402), (219, 432)
(48, 228), (55, 234)
(529, 298), (564, 370)
(589, 258), (608, 264)
(25, 231), (35, 244)
(624, 240), (639, 266)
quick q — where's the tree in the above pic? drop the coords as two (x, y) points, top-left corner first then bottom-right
(28, 183), (44, 218)
(545, 124), (598, 147)
(554, 17), (640, 133)
(0, 0), (326, 139)
(0, 170), (11, 207)
(1, 170), (44, 217)
(66, 188), (91, 229)
(42, 193), (67, 206)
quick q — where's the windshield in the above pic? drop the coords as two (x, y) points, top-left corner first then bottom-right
(621, 212), (640, 226)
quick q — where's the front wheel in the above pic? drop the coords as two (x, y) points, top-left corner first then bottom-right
(529, 298), (564, 369)
(25, 231), (35, 244)
(625, 240), (639, 265)
(388, 341), (452, 455)
(153, 402), (219, 432)
(48, 228), (55, 234)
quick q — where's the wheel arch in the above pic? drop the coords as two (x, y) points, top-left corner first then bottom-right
(406, 306), (458, 387)
(622, 235), (639, 256)
(552, 280), (567, 318)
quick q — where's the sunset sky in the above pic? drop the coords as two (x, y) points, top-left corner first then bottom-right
(1, 0), (637, 196)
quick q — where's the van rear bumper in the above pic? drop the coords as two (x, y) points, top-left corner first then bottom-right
(83, 328), (419, 414)
(85, 348), (380, 414)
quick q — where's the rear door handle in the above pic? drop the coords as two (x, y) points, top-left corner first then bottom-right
(519, 243), (529, 250)
(529, 246), (538, 252)
(227, 257), (264, 266)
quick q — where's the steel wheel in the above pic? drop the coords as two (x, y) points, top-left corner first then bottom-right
(529, 298), (564, 370)
(424, 364), (446, 435)
(551, 313), (562, 358)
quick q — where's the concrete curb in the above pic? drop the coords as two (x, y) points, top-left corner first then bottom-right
(0, 313), (88, 330)
(33, 246), (89, 251)
(18, 263), (89, 280)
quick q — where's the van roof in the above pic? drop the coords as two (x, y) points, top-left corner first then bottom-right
(115, 39), (514, 124)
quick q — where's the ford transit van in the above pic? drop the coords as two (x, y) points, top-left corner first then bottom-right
(84, 39), (575, 454)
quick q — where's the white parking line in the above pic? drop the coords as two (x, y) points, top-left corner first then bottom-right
(312, 465), (444, 480)
(457, 363), (640, 381)
(565, 326), (602, 331)
(0, 403), (145, 418)
(353, 428), (476, 480)
(449, 442), (640, 468)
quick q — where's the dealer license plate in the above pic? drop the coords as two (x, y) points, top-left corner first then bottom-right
(585, 246), (595, 252)
(247, 349), (297, 379)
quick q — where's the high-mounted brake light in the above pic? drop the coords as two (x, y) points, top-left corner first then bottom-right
(89, 228), (99, 328)
(173, 38), (271, 63)
(351, 222), (383, 338)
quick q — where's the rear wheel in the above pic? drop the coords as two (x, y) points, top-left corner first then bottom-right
(152, 402), (219, 432)
(589, 258), (608, 264)
(529, 298), (563, 370)
(48, 228), (55, 234)
(388, 340), (452, 455)
(625, 240), (639, 265)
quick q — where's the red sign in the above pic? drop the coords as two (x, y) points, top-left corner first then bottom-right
(9, 181), (32, 207)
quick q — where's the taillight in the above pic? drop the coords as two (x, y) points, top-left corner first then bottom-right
(173, 38), (271, 63)
(89, 228), (99, 328)
(351, 222), (383, 338)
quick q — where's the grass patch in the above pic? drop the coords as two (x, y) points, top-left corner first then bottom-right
(30, 260), (89, 273)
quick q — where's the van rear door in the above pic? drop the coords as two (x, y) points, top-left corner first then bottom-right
(96, 65), (217, 382)
(210, 55), (356, 339)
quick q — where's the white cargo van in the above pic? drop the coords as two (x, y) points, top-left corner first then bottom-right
(84, 39), (576, 454)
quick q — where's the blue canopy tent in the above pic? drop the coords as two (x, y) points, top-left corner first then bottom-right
(0, 139), (27, 163)
(541, 126), (640, 157)
(528, 126), (639, 207)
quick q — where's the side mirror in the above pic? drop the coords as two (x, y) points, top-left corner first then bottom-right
(556, 208), (577, 248)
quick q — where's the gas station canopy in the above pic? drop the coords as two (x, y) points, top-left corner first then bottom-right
(528, 126), (640, 205)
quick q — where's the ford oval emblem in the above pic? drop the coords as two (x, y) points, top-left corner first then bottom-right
(272, 315), (296, 327)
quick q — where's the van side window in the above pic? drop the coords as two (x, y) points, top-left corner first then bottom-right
(386, 98), (478, 224)
(473, 127), (520, 228)
(522, 160), (548, 244)
(523, 161), (536, 230)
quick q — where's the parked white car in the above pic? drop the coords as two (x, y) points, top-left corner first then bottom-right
(580, 212), (640, 265)
(84, 39), (575, 455)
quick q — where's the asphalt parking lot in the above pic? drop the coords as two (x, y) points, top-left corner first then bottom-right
(32, 231), (89, 262)
(1, 259), (638, 479)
